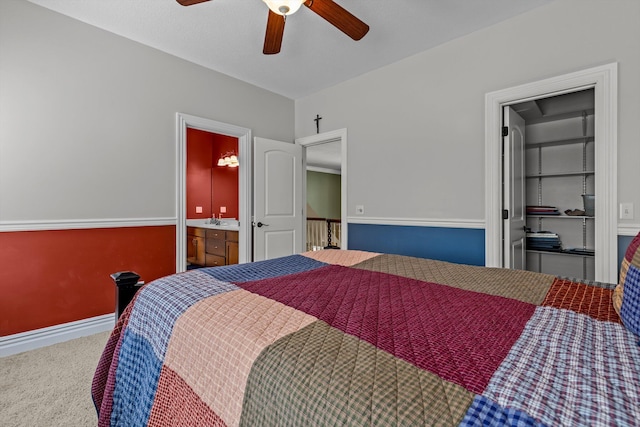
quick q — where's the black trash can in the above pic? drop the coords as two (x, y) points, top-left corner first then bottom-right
(111, 271), (142, 321)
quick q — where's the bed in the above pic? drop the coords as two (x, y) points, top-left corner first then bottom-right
(92, 238), (640, 426)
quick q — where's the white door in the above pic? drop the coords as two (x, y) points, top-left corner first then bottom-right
(503, 106), (527, 270)
(253, 137), (303, 261)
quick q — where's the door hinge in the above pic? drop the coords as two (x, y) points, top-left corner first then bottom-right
(502, 209), (509, 220)
(502, 126), (509, 137)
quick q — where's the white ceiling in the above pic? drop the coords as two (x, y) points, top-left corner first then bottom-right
(26, 0), (553, 100)
(513, 88), (595, 124)
(306, 140), (342, 172)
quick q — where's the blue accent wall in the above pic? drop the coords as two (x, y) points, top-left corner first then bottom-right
(349, 223), (636, 275)
(349, 223), (633, 269)
(348, 223), (485, 266)
(619, 234), (635, 269)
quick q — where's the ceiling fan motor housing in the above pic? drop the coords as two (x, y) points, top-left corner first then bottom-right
(264, 0), (304, 16)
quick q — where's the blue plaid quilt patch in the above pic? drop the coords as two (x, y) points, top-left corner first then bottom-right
(484, 306), (640, 426)
(201, 254), (326, 282)
(459, 395), (546, 426)
(620, 264), (640, 336)
(127, 270), (238, 359)
(111, 329), (163, 426)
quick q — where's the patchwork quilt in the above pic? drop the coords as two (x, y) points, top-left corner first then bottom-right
(92, 250), (640, 426)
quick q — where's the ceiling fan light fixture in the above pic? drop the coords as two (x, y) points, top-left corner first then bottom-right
(263, 0), (304, 16)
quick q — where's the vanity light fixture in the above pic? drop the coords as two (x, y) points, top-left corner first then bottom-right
(217, 152), (239, 168)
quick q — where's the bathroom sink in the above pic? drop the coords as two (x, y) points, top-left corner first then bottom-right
(217, 219), (240, 227)
(186, 219), (239, 229)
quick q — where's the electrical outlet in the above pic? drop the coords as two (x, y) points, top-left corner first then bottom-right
(196, 206), (203, 214)
(355, 205), (365, 215)
(220, 206), (227, 213)
(620, 203), (634, 220)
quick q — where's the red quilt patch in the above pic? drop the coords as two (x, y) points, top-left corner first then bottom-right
(149, 366), (227, 427)
(239, 265), (535, 393)
(541, 278), (622, 323)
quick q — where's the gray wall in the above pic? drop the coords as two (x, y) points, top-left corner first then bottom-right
(0, 0), (294, 223)
(295, 0), (640, 230)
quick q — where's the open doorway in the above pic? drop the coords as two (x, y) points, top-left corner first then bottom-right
(305, 141), (342, 250)
(185, 129), (239, 222)
(504, 89), (596, 280)
(184, 129), (239, 270)
(176, 113), (252, 272)
(485, 63), (618, 283)
(297, 129), (348, 251)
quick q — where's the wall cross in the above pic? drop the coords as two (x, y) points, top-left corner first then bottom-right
(314, 114), (322, 134)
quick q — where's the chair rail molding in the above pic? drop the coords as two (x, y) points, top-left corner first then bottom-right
(0, 217), (175, 232)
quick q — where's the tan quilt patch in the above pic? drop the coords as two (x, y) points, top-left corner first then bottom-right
(164, 289), (316, 427)
(302, 248), (380, 266)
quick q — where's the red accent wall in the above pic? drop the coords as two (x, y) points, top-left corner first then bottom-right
(0, 226), (175, 336)
(186, 128), (214, 219)
(186, 128), (239, 220)
(212, 135), (239, 220)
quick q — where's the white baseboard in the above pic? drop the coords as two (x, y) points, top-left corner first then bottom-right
(0, 313), (115, 358)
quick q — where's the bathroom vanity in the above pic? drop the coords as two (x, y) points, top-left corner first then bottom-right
(186, 219), (239, 268)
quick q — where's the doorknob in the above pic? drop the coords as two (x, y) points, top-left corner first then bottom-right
(256, 221), (269, 228)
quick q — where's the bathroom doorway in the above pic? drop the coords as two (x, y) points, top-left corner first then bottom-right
(185, 128), (239, 223)
(176, 113), (252, 272)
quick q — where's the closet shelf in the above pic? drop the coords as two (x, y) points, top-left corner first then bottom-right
(526, 215), (594, 219)
(526, 171), (594, 178)
(527, 249), (595, 258)
(526, 136), (594, 149)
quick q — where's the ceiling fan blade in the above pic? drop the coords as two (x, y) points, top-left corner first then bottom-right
(304, 0), (369, 41)
(176, 0), (211, 6)
(263, 10), (285, 55)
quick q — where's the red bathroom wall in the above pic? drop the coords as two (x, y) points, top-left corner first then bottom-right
(186, 128), (239, 220)
(186, 128), (214, 219)
(212, 135), (239, 220)
(0, 225), (175, 336)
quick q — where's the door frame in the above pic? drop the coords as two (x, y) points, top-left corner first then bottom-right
(296, 128), (348, 250)
(485, 63), (618, 283)
(175, 113), (252, 272)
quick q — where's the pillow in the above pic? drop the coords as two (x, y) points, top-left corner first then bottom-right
(613, 258), (629, 315)
(617, 231), (640, 336)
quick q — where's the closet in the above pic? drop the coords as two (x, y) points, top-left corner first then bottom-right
(513, 88), (595, 280)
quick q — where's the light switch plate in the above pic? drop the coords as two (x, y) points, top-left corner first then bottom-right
(196, 206), (203, 214)
(620, 203), (634, 219)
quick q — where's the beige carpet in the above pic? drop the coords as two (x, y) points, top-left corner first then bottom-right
(0, 331), (110, 427)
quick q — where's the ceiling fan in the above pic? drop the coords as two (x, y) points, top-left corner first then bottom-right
(176, 0), (369, 55)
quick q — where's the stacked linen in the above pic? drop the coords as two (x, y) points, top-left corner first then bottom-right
(527, 205), (560, 216)
(527, 230), (562, 251)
